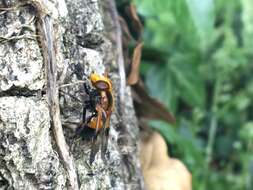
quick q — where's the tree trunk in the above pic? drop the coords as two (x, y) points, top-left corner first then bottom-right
(0, 0), (145, 189)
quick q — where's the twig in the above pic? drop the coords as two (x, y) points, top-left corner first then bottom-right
(27, 0), (79, 189)
(40, 15), (79, 190)
(107, 0), (126, 106)
(0, 2), (27, 11)
(59, 80), (86, 88)
(0, 34), (37, 43)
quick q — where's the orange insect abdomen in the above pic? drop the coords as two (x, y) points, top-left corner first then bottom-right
(88, 117), (103, 130)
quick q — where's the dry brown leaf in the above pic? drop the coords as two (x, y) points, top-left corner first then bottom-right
(132, 80), (176, 124)
(119, 4), (144, 85)
(119, 16), (134, 43)
(119, 16), (134, 69)
(125, 3), (143, 40)
(127, 42), (143, 85)
(139, 131), (192, 190)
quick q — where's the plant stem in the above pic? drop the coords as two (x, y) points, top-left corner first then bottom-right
(204, 77), (221, 188)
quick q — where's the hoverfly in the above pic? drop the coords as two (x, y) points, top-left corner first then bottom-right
(76, 72), (114, 164)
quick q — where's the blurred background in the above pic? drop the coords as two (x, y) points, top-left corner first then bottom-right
(118, 0), (253, 189)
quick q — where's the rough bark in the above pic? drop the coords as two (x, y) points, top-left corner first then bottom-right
(0, 0), (144, 189)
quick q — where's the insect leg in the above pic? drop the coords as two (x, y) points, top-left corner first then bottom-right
(84, 82), (91, 96)
(82, 106), (87, 122)
(86, 113), (97, 123)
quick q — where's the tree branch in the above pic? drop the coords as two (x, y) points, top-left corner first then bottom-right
(107, 0), (126, 106)
(28, 0), (79, 189)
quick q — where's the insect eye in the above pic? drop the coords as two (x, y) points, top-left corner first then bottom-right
(95, 81), (109, 90)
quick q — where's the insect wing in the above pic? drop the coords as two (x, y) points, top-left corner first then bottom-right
(89, 137), (100, 164)
(100, 128), (109, 163)
(89, 110), (107, 164)
(100, 116), (110, 163)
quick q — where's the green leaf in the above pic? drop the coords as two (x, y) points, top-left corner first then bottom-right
(185, 0), (215, 47)
(145, 64), (178, 112)
(145, 56), (205, 111)
(168, 55), (205, 108)
(242, 0), (253, 49)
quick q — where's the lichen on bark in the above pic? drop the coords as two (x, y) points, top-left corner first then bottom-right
(0, 97), (66, 189)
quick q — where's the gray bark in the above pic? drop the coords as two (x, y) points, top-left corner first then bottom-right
(0, 0), (144, 189)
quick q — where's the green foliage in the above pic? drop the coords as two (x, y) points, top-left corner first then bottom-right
(134, 0), (253, 189)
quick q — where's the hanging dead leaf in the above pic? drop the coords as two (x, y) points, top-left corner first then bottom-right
(119, 15), (134, 69)
(119, 16), (134, 43)
(139, 131), (192, 190)
(127, 42), (143, 85)
(125, 3), (143, 41)
(132, 80), (176, 124)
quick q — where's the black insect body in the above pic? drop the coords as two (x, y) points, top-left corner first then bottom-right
(75, 73), (113, 164)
